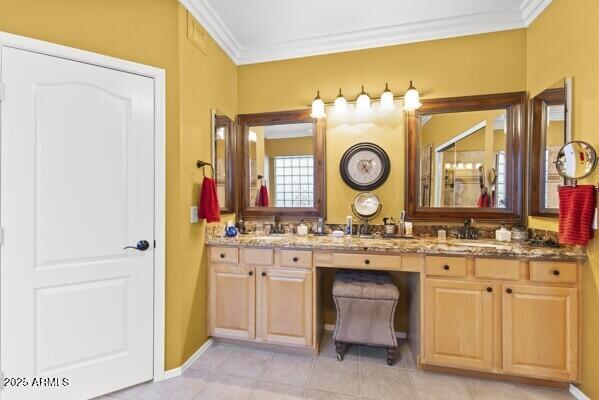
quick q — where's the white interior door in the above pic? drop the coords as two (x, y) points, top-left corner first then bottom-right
(1, 46), (155, 400)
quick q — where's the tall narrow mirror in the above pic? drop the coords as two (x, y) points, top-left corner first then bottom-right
(211, 110), (235, 213)
(529, 78), (571, 216)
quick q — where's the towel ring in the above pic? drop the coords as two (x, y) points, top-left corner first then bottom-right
(196, 160), (214, 178)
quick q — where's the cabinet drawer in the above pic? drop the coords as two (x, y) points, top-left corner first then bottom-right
(332, 253), (401, 270)
(425, 256), (467, 277)
(210, 246), (239, 264)
(241, 248), (274, 266)
(475, 258), (520, 281)
(529, 261), (578, 284)
(280, 250), (312, 268)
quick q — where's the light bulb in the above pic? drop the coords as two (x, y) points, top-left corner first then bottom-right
(403, 81), (422, 111)
(334, 88), (347, 114)
(356, 86), (371, 113)
(310, 90), (326, 119)
(248, 130), (257, 142)
(216, 127), (225, 140)
(380, 83), (395, 110)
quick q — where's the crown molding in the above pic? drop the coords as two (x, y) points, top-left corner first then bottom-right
(178, 0), (242, 63)
(181, 0), (553, 66)
(521, 0), (553, 26)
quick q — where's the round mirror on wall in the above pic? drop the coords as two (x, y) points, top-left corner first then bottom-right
(555, 141), (598, 180)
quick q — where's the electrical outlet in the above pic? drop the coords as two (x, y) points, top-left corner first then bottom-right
(190, 206), (199, 223)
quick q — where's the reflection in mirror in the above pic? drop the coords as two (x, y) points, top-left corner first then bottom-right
(419, 109), (508, 208)
(212, 111), (235, 213)
(248, 123), (315, 208)
(556, 141), (598, 180)
(529, 78), (570, 216)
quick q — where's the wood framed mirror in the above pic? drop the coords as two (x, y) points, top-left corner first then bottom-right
(237, 109), (326, 219)
(529, 78), (572, 217)
(211, 110), (236, 214)
(406, 92), (526, 222)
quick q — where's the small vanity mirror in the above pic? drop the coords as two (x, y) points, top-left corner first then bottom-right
(212, 110), (235, 213)
(407, 92), (526, 222)
(238, 110), (326, 218)
(555, 141), (598, 180)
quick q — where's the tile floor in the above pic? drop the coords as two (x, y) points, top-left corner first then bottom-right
(101, 332), (575, 400)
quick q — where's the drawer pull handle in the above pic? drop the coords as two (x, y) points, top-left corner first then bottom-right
(553, 270), (560, 276)
(486, 287), (493, 293)
(261, 271), (267, 277)
(248, 271), (254, 276)
(292, 257), (299, 262)
(443, 265), (450, 270)
(506, 288), (512, 294)
(365, 259), (370, 265)
(220, 253), (225, 259)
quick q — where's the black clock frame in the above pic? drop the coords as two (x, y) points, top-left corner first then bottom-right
(339, 142), (391, 191)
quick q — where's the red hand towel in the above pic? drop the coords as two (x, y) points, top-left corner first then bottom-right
(256, 184), (269, 207)
(198, 177), (221, 223)
(477, 192), (491, 208)
(559, 185), (596, 246)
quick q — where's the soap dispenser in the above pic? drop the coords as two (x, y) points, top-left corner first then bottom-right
(297, 219), (308, 236)
(495, 222), (511, 242)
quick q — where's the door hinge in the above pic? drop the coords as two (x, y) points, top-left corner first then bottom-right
(0, 83), (5, 101)
(0, 227), (4, 246)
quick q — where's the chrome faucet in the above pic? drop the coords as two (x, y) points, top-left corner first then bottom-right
(458, 218), (478, 240)
(271, 215), (284, 234)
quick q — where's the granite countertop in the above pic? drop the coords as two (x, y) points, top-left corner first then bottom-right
(206, 234), (587, 261)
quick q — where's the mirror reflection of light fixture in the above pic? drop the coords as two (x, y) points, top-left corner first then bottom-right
(334, 88), (348, 114)
(216, 127), (225, 140)
(310, 90), (326, 119)
(380, 83), (395, 110)
(403, 81), (422, 111)
(248, 130), (257, 142)
(356, 86), (371, 112)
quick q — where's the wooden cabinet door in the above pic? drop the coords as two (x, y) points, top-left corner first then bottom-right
(424, 279), (494, 371)
(262, 268), (313, 346)
(503, 285), (579, 381)
(209, 265), (256, 339)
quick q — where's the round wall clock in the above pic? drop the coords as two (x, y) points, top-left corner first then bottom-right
(340, 143), (391, 190)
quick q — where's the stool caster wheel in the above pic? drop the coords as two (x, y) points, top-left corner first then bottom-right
(337, 352), (344, 361)
(386, 358), (395, 366)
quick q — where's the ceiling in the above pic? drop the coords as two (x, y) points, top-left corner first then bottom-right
(180, 0), (552, 65)
(263, 123), (313, 139)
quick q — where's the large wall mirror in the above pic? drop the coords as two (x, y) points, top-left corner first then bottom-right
(529, 78), (572, 216)
(238, 110), (326, 218)
(211, 110), (236, 213)
(406, 92), (526, 222)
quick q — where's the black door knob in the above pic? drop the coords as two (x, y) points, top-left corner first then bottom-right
(249, 271), (254, 276)
(124, 240), (150, 251)
(506, 288), (512, 294)
(365, 259), (370, 265)
(261, 271), (267, 277)
(220, 253), (226, 259)
(292, 257), (299, 262)
(443, 265), (450, 270)
(486, 287), (493, 293)
(553, 270), (560, 276)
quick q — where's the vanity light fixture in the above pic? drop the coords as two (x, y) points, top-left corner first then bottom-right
(310, 90), (326, 119)
(248, 130), (257, 142)
(403, 81), (422, 111)
(356, 86), (371, 112)
(380, 83), (395, 110)
(334, 88), (348, 114)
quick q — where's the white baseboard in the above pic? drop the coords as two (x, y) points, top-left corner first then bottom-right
(323, 323), (407, 339)
(160, 338), (214, 381)
(569, 384), (590, 400)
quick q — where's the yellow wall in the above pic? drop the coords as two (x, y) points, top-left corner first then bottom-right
(238, 30), (527, 223)
(527, 0), (599, 396)
(0, 0), (237, 370)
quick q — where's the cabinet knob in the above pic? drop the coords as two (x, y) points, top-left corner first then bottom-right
(292, 257), (299, 262)
(248, 271), (254, 276)
(553, 269), (560, 276)
(220, 253), (225, 259)
(261, 271), (267, 277)
(486, 287), (493, 293)
(506, 288), (512, 294)
(443, 265), (450, 270)
(365, 259), (370, 265)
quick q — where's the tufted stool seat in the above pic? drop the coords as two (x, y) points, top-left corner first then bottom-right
(332, 269), (400, 365)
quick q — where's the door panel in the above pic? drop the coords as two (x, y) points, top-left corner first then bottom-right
(1, 47), (155, 400)
(209, 265), (256, 339)
(262, 268), (312, 346)
(424, 279), (494, 371)
(503, 285), (579, 381)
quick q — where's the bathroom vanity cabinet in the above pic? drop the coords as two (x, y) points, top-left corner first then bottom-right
(207, 238), (583, 385)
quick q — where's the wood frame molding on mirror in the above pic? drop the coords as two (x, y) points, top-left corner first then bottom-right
(405, 92), (526, 223)
(214, 114), (236, 214)
(237, 109), (326, 219)
(529, 88), (566, 217)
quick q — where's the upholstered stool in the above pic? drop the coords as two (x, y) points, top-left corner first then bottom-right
(332, 269), (400, 365)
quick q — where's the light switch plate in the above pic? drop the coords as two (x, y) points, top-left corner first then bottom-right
(190, 206), (199, 223)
